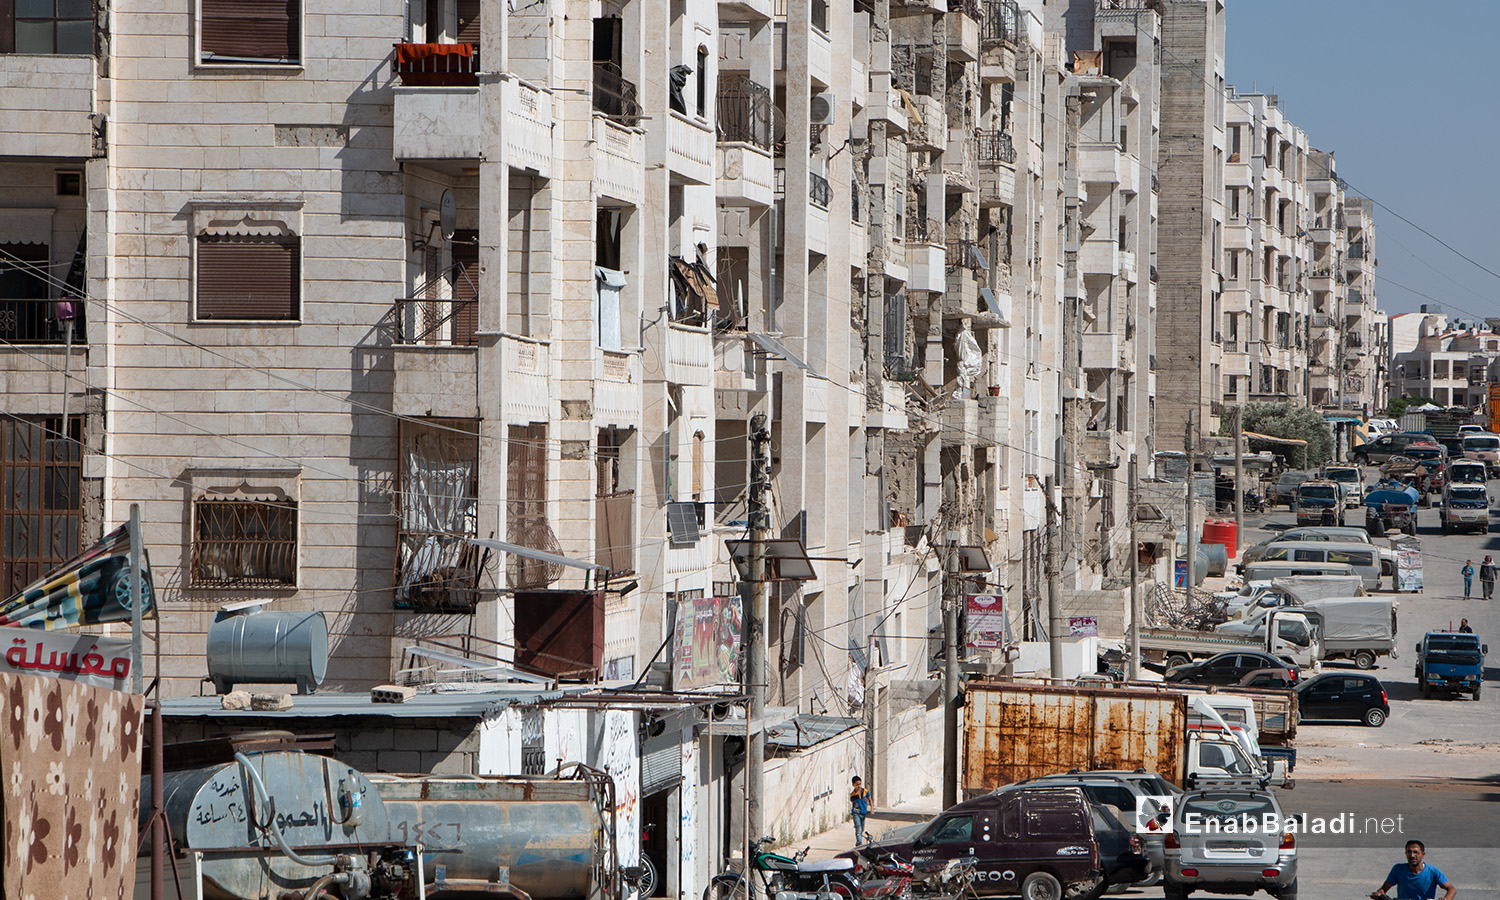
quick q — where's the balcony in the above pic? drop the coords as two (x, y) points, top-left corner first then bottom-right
(0, 55), (97, 157)
(669, 112), (714, 185)
(0, 299), (87, 346)
(1078, 142), (1122, 185)
(947, 3), (981, 62)
(942, 397), (980, 446)
(1079, 240), (1121, 276)
(393, 42), (479, 86)
(392, 82), (479, 160)
(1084, 431), (1115, 467)
(906, 219), (946, 292)
(595, 351), (641, 428)
(870, 380), (910, 430)
(501, 335), (551, 424)
(666, 323), (713, 386)
(594, 114), (644, 206)
(391, 296), (480, 418)
(978, 392), (1008, 448)
(505, 79), (554, 177)
(907, 94), (946, 151)
(593, 62), (641, 124)
(1081, 332), (1120, 371)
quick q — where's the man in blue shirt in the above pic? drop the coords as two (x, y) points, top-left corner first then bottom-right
(1371, 840), (1456, 900)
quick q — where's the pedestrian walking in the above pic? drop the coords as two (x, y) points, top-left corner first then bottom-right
(849, 776), (870, 845)
(1481, 556), (1497, 600)
(1371, 839), (1456, 900)
(1462, 560), (1474, 599)
(1460, 619), (1474, 634)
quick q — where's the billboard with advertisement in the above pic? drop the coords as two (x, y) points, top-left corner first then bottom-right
(965, 593), (1007, 650)
(673, 594), (743, 690)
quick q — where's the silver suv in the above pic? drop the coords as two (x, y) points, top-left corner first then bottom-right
(1164, 782), (1298, 900)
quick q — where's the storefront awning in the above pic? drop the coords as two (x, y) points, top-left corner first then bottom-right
(1241, 431), (1308, 447)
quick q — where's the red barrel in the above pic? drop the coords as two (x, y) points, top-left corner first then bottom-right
(1202, 519), (1239, 559)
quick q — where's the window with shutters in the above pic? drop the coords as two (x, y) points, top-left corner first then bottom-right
(199, 0), (301, 65)
(191, 202), (303, 321)
(1, 0), (94, 55)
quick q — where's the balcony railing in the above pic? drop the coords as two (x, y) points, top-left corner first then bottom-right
(949, 0), (983, 19)
(979, 0), (1023, 47)
(906, 216), (942, 244)
(394, 297), (480, 346)
(0, 299), (87, 345)
(593, 62), (641, 124)
(810, 171), (832, 208)
(947, 239), (984, 269)
(718, 74), (773, 149)
(1349, 242), (1366, 260)
(393, 43), (480, 86)
(976, 129), (1017, 164)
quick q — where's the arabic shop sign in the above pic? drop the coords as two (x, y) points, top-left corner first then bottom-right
(0, 625), (133, 691)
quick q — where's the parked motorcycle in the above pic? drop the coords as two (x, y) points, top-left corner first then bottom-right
(705, 837), (859, 900)
(1244, 490), (1266, 514)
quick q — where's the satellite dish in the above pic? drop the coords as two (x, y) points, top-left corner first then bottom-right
(439, 190), (457, 242)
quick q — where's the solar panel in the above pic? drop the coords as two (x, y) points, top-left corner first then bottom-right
(666, 501), (701, 545)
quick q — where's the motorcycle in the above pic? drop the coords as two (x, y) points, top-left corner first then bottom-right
(1244, 490), (1266, 514)
(638, 822), (659, 897)
(704, 837), (860, 900)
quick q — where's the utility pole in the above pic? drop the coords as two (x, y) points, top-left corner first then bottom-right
(129, 503), (143, 694)
(1232, 405), (1244, 555)
(745, 413), (771, 846)
(1183, 412), (1197, 604)
(1128, 455), (1141, 681)
(1044, 474), (1063, 679)
(941, 532), (960, 809)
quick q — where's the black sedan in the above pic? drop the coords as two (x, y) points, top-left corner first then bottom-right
(1295, 672), (1390, 726)
(1163, 651), (1300, 686)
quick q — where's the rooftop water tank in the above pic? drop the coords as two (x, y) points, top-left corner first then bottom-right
(207, 601), (328, 694)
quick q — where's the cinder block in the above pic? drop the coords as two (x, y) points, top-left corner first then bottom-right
(378, 750), (423, 774)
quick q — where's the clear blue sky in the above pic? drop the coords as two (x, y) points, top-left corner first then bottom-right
(1224, 0), (1500, 319)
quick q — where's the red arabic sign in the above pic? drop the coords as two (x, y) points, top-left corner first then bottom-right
(0, 625), (133, 691)
(965, 593), (1007, 650)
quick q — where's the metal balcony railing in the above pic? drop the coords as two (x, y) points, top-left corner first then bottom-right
(979, 0), (1023, 47)
(1348, 242), (1366, 260)
(949, 0), (983, 19)
(0, 299), (87, 345)
(393, 43), (480, 86)
(947, 239), (984, 269)
(394, 297), (480, 346)
(717, 74), (773, 149)
(593, 62), (641, 124)
(809, 171), (832, 208)
(906, 216), (941, 244)
(976, 129), (1017, 164)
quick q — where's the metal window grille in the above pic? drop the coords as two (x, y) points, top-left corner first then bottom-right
(395, 417), (481, 611)
(717, 74), (773, 149)
(0, 417), (82, 600)
(191, 499), (297, 587)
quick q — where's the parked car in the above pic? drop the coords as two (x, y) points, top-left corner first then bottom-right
(839, 786), (1105, 900)
(1441, 483), (1490, 535)
(1294, 672), (1389, 727)
(1238, 527), (1396, 575)
(1163, 785), (1298, 900)
(1320, 465), (1365, 508)
(1165, 651), (1300, 686)
(1459, 424), (1486, 435)
(1019, 772), (1170, 880)
(1268, 470), (1311, 509)
(1238, 667), (1297, 689)
(1253, 541), (1381, 590)
(1349, 431), (1438, 466)
(1089, 803), (1152, 890)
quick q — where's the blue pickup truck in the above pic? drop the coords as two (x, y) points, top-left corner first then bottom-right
(1414, 631), (1487, 700)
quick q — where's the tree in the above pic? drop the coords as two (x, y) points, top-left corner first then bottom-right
(1237, 403), (1335, 469)
(1386, 396), (1435, 419)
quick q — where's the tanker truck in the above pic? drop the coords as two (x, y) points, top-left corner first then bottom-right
(142, 746), (620, 900)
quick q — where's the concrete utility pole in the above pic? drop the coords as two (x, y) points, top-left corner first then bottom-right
(1183, 412), (1197, 604)
(1128, 454), (1141, 681)
(745, 414), (771, 845)
(129, 502), (143, 694)
(1232, 405), (1244, 554)
(942, 532), (960, 809)
(1044, 475), (1063, 679)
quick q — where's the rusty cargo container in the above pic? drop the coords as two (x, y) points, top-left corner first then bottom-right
(962, 681), (1188, 796)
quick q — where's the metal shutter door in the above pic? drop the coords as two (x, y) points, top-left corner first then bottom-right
(640, 736), (682, 796)
(197, 236), (299, 320)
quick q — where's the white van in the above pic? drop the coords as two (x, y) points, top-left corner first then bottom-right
(1242, 560), (1358, 585)
(1254, 541), (1381, 591)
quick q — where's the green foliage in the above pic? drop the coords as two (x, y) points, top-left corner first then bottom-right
(1386, 396), (1435, 419)
(1239, 403), (1335, 469)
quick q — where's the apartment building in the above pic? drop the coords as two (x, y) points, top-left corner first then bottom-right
(1220, 90), (1312, 407)
(1340, 196), (1382, 410)
(1154, 0), (1226, 444)
(1395, 328), (1500, 408)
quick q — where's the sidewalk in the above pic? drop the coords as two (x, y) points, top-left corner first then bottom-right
(800, 794), (946, 860)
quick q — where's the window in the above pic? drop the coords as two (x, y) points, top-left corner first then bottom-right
(507, 423), (553, 589)
(596, 427), (635, 576)
(200, 0), (300, 65)
(191, 497), (297, 587)
(930, 816), (973, 844)
(196, 235), (299, 319)
(3, 0), (92, 55)
(395, 417), (480, 611)
(695, 46), (708, 116)
(0, 417), (81, 600)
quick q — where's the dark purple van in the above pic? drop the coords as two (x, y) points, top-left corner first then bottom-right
(841, 786), (1103, 900)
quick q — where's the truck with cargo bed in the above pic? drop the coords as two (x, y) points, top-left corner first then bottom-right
(1140, 608), (1321, 670)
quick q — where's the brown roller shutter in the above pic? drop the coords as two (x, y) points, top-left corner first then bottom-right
(450, 230), (479, 345)
(196, 235), (299, 320)
(455, 0), (481, 44)
(201, 0), (299, 63)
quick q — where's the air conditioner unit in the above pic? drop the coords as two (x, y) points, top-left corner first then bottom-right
(809, 91), (836, 126)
